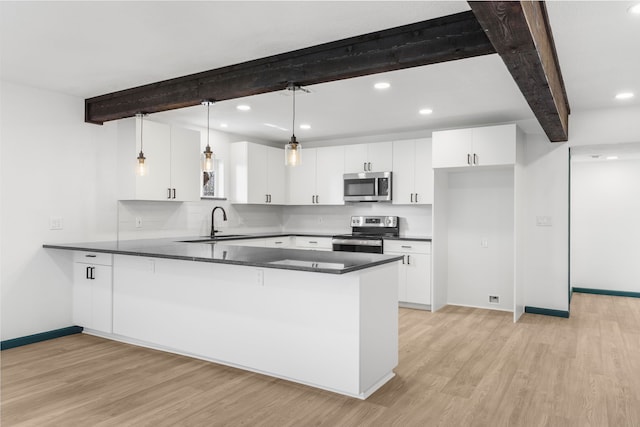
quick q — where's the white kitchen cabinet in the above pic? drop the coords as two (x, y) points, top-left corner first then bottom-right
(264, 236), (293, 248)
(73, 252), (113, 333)
(432, 124), (517, 169)
(392, 138), (433, 205)
(220, 238), (266, 247)
(384, 240), (431, 307)
(230, 142), (285, 204)
(294, 236), (333, 251)
(287, 146), (344, 205)
(117, 117), (200, 201)
(344, 142), (393, 173)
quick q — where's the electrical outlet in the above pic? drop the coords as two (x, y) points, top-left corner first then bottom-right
(489, 295), (500, 304)
(135, 217), (143, 228)
(49, 217), (63, 230)
(536, 216), (553, 227)
(481, 238), (488, 248)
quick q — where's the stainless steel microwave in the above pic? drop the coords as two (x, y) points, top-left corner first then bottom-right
(343, 172), (392, 202)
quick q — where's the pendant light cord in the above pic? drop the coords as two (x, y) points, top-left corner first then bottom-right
(139, 113), (144, 152)
(292, 84), (296, 138)
(207, 102), (210, 148)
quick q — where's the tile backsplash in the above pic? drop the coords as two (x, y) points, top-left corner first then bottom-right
(118, 200), (432, 240)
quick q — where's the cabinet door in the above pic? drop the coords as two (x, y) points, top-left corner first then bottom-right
(170, 126), (201, 202)
(315, 146), (345, 205)
(432, 128), (473, 169)
(392, 140), (416, 205)
(73, 263), (92, 327)
(383, 251), (408, 302)
(367, 142), (393, 172)
(405, 253), (431, 305)
(135, 120), (172, 200)
(91, 265), (113, 333)
(264, 236), (292, 248)
(73, 263), (112, 333)
(472, 125), (516, 167)
(247, 143), (269, 204)
(413, 138), (433, 204)
(344, 144), (368, 173)
(266, 146), (286, 204)
(287, 148), (317, 205)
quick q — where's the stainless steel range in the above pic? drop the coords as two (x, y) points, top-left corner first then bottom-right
(332, 216), (399, 254)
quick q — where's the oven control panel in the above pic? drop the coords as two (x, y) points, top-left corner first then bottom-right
(350, 216), (398, 227)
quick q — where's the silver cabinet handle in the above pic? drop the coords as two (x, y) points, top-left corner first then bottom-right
(402, 256), (405, 265)
(473, 153), (478, 165)
(266, 194), (269, 203)
(410, 193), (414, 203)
(172, 188), (176, 199)
(368, 162), (372, 171)
(415, 193), (419, 203)
(309, 241), (318, 244)
(467, 154), (471, 165)
(167, 188), (172, 199)
(363, 162), (367, 171)
(401, 245), (412, 249)
(268, 194), (272, 203)
(274, 241), (283, 245)
(316, 195), (319, 204)
(407, 255), (411, 265)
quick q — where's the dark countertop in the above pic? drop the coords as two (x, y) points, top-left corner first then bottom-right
(206, 232), (432, 242)
(43, 236), (403, 275)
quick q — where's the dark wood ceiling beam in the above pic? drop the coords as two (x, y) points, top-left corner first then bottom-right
(469, 1), (570, 142)
(85, 11), (495, 124)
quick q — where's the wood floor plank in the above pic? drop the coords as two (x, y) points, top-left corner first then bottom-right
(3, 293), (640, 426)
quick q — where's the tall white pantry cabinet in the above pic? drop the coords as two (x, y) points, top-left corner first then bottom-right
(431, 124), (525, 322)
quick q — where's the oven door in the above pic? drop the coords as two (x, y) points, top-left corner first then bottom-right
(331, 238), (383, 254)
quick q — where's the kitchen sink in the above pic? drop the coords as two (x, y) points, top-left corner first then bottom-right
(180, 235), (246, 243)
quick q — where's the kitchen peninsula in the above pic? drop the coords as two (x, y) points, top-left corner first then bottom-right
(44, 237), (402, 399)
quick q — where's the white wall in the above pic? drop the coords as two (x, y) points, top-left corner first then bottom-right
(522, 133), (569, 311)
(571, 157), (640, 292)
(445, 169), (514, 311)
(0, 80), (118, 340)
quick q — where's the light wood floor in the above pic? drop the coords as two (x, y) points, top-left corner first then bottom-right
(3, 292), (640, 426)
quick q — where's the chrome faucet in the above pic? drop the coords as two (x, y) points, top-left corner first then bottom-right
(210, 206), (228, 237)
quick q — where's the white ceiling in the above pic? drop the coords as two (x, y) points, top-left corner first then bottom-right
(1, 1), (639, 143)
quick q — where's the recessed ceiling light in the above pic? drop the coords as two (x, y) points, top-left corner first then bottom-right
(236, 105), (251, 111)
(606, 156), (619, 160)
(419, 108), (433, 115)
(299, 124), (311, 130)
(615, 92), (635, 100)
(374, 82), (391, 90)
(220, 123), (228, 128)
(628, 3), (640, 14)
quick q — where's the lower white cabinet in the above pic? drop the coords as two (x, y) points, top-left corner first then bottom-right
(384, 241), (431, 307)
(264, 236), (294, 248)
(73, 252), (113, 333)
(294, 236), (333, 251)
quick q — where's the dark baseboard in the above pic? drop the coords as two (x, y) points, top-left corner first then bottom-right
(1, 326), (83, 351)
(524, 306), (570, 318)
(573, 287), (640, 299)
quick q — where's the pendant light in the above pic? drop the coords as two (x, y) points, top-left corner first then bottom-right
(201, 100), (215, 173)
(285, 83), (301, 166)
(136, 113), (147, 177)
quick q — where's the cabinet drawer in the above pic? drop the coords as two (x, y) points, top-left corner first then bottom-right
(264, 236), (293, 248)
(73, 251), (113, 266)
(295, 236), (333, 251)
(384, 240), (431, 254)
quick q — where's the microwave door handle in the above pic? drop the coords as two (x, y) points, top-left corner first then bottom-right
(374, 177), (379, 197)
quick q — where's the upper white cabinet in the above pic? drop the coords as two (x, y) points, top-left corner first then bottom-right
(344, 142), (393, 173)
(432, 124), (517, 169)
(392, 138), (433, 205)
(117, 117), (200, 201)
(287, 146), (344, 205)
(230, 142), (285, 204)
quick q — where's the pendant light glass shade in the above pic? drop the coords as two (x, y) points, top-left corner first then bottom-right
(285, 84), (302, 166)
(285, 135), (301, 166)
(201, 100), (215, 173)
(136, 113), (148, 177)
